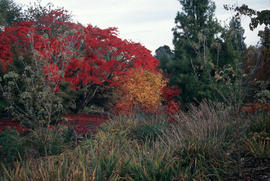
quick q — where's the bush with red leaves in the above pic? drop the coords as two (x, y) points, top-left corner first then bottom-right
(0, 10), (159, 89)
(0, 8), (183, 124)
(162, 86), (181, 122)
(240, 103), (270, 114)
(0, 8), (161, 116)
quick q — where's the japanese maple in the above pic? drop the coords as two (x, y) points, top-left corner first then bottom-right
(0, 8), (182, 119)
(0, 8), (161, 112)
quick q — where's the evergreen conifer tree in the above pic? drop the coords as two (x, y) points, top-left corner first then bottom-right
(155, 0), (246, 106)
(0, 0), (22, 27)
(171, 0), (222, 104)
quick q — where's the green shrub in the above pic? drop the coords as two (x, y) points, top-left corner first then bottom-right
(0, 127), (23, 168)
(0, 57), (64, 130)
(241, 112), (270, 159)
(0, 125), (76, 169)
(22, 127), (72, 158)
(248, 112), (270, 136)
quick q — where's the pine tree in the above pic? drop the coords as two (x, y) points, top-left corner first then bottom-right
(156, 0), (246, 106)
(0, 0), (22, 27)
(171, 0), (222, 105)
(217, 17), (246, 69)
(155, 45), (174, 72)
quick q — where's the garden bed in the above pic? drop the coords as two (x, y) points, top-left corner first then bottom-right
(0, 113), (109, 135)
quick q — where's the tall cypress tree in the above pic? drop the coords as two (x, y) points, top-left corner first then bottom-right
(173, 0), (220, 56)
(156, 0), (245, 106)
(218, 17), (246, 69)
(170, 0), (222, 105)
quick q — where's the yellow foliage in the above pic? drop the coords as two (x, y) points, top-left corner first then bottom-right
(116, 68), (167, 113)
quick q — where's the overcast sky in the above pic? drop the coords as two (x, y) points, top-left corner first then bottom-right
(14, 0), (270, 53)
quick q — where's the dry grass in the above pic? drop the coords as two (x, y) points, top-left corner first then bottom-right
(164, 101), (247, 147)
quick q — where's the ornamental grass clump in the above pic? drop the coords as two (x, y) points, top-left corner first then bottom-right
(0, 114), (178, 181)
(162, 101), (250, 179)
(1, 104), (270, 180)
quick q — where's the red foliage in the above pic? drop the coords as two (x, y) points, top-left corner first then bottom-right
(162, 86), (181, 112)
(0, 9), (159, 92)
(113, 99), (132, 115)
(0, 9), (184, 121)
(0, 113), (108, 135)
(0, 119), (28, 134)
(62, 113), (108, 135)
(162, 86), (181, 101)
(43, 64), (60, 82)
(165, 100), (181, 115)
(162, 86), (181, 122)
(240, 103), (270, 114)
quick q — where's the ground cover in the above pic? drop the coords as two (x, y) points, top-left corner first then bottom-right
(0, 113), (108, 135)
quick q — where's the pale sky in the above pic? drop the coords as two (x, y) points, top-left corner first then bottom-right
(14, 0), (270, 53)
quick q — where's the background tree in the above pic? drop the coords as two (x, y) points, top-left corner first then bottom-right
(155, 45), (174, 72)
(172, 0), (222, 105)
(228, 16), (247, 53)
(0, 2), (161, 120)
(218, 17), (246, 68)
(155, 0), (246, 107)
(233, 4), (270, 103)
(0, 0), (23, 116)
(0, 0), (22, 27)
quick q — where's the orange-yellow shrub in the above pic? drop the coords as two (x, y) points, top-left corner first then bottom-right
(115, 68), (167, 113)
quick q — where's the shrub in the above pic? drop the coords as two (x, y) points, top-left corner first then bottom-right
(248, 112), (270, 135)
(114, 68), (167, 114)
(0, 60), (64, 129)
(0, 7), (160, 114)
(0, 127), (23, 168)
(129, 124), (163, 143)
(0, 125), (75, 170)
(22, 127), (70, 157)
(242, 112), (270, 160)
(162, 86), (181, 122)
(230, 112), (270, 180)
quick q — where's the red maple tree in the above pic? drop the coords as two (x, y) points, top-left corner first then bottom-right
(0, 9), (160, 112)
(0, 8), (181, 119)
